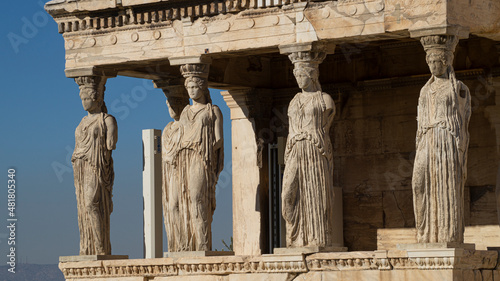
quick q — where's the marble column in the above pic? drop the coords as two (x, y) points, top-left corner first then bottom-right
(410, 34), (471, 246)
(221, 88), (272, 255)
(278, 43), (343, 251)
(160, 59), (224, 252)
(72, 75), (117, 256)
(153, 78), (189, 254)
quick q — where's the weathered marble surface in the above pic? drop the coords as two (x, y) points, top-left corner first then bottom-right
(161, 93), (189, 252)
(378, 226), (500, 251)
(220, 88), (274, 256)
(72, 76), (117, 255)
(58, 250), (499, 280)
(281, 46), (336, 248)
(46, 0), (500, 265)
(45, 0), (500, 74)
(161, 63), (224, 252)
(412, 35), (471, 244)
(59, 255), (128, 262)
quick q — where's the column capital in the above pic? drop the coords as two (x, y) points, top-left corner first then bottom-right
(221, 88), (272, 120)
(180, 63), (210, 79)
(221, 88), (252, 108)
(74, 75), (107, 87)
(73, 75), (109, 111)
(420, 34), (459, 55)
(74, 76), (108, 99)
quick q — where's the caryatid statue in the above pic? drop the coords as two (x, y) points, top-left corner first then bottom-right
(171, 64), (224, 251)
(412, 35), (471, 244)
(157, 80), (190, 252)
(72, 76), (118, 255)
(282, 49), (336, 248)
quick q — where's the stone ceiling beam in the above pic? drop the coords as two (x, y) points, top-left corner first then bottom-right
(65, 66), (117, 79)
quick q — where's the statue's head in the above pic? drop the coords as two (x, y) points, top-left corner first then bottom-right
(184, 76), (211, 103)
(421, 35), (458, 78)
(425, 49), (454, 78)
(293, 65), (320, 91)
(180, 63), (211, 104)
(75, 76), (107, 113)
(289, 50), (325, 92)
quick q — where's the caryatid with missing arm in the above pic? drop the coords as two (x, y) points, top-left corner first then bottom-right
(282, 50), (336, 248)
(412, 35), (471, 244)
(72, 76), (117, 255)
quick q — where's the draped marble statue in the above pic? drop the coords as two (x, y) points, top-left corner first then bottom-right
(72, 76), (118, 255)
(163, 64), (224, 251)
(282, 51), (336, 247)
(161, 91), (189, 252)
(412, 35), (471, 244)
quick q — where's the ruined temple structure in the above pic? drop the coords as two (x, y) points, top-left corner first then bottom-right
(46, 0), (500, 280)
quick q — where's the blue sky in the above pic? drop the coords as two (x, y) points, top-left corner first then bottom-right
(0, 1), (233, 264)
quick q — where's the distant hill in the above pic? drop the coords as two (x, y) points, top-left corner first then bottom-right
(0, 264), (64, 281)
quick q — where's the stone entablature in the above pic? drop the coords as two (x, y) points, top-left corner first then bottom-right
(44, 0), (500, 76)
(47, 0), (308, 35)
(59, 250), (498, 279)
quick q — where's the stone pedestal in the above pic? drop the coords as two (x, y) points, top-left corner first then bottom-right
(164, 251), (235, 258)
(59, 255), (128, 262)
(273, 246), (348, 255)
(378, 227), (500, 251)
(398, 243), (476, 250)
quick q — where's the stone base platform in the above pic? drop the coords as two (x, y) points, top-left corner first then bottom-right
(59, 255), (129, 262)
(274, 246), (348, 254)
(378, 226), (500, 251)
(397, 243), (476, 250)
(164, 251), (235, 258)
(59, 249), (500, 281)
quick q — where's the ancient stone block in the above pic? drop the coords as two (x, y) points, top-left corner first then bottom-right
(467, 147), (498, 187)
(469, 186), (498, 226)
(382, 190), (415, 228)
(343, 192), (384, 251)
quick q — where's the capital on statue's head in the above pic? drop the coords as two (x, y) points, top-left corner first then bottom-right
(180, 63), (210, 79)
(420, 35), (459, 53)
(288, 51), (326, 70)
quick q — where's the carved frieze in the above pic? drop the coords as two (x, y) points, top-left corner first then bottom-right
(59, 250), (499, 279)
